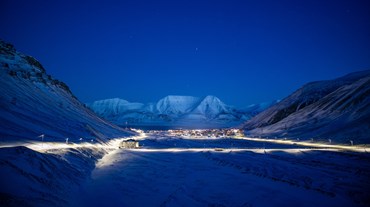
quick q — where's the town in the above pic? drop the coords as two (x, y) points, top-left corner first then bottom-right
(166, 128), (245, 138)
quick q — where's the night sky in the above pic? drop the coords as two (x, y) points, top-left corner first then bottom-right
(1, 0), (369, 107)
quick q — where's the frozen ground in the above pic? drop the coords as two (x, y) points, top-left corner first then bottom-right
(1, 132), (369, 206)
(71, 133), (370, 207)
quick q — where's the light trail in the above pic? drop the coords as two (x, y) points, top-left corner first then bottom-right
(1, 131), (368, 154)
(0, 132), (147, 153)
(123, 147), (343, 154)
(233, 136), (370, 152)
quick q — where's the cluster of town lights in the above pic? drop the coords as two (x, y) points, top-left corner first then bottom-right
(168, 128), (244, 138)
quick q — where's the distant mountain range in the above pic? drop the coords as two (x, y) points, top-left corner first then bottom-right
(88, 96), (278, 129)
(242, 70), (370, 144)
(0, 40), (131, 142)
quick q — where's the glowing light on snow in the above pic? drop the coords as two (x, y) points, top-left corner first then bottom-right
(233, 136), (369, 152)
(21, 131), (148, 153)
(119, 148), (336, 155)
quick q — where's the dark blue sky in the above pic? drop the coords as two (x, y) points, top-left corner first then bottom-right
(1, 0), (369, 106)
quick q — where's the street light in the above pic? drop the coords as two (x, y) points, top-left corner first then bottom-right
(38, 134), (45, 147)
(38, 134), (45, 142)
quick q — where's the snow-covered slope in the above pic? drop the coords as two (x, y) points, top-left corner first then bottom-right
(242, 70), (370, 143)
(88, 95), (276, 129)
(88, 98), (144, 117)
(0, 146), (106, 206)
(156, 95), (201, 115)
(0, 40), (132, 142)
(190, 95), (230, 118)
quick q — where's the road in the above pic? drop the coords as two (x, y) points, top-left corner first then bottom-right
(70, 133), (370, 207)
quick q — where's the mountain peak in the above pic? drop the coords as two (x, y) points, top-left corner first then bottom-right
(1, 39), (45, 74)
(201, 95), (223, 103)
(98, 98), (130, 104)
(88, 95), (276, 129)
(191, 95), (228, 117)
(156, 95), (201, 115)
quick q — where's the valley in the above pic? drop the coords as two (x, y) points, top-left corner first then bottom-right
(2, 131), (369, 206)
(1, 37), (369, 207)
(71, 132), (370, 207)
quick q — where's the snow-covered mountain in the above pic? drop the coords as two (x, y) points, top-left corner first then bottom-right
(191, 95), (230, 118)
(90, 98), (144, 117)
(88, 95), (276, 129)
(242, 70), (370, 144)
(0, 40), (132, 142)
(155, 95), (200, 115)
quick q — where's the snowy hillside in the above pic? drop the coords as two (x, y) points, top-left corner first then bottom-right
(0, 40), (132, 142)
(71, 134), (370, 207)
(88, 96), (276, 129)
(0, 145), (107, 206)
(243, 70), (370, 143)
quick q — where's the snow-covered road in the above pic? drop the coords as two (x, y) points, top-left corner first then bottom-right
(71, 134), (370, 207)
(0, 131), (147, 153)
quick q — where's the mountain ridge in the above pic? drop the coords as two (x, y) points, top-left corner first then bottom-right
(0, 40), (132, 142)
(242, 70), (370, 143)
(88, 96), (278, 129)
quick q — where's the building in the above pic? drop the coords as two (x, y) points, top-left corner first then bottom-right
(120, 139), (139, 149)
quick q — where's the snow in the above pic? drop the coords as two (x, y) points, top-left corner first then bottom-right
(156, 95), (201, 115)
(0, 132), (146, 206)
(1, 132), (370, 206)
(0, 40), (132, 143)
(2, 40), (369, 207)
(191, 95), (229, 118)
(87, 98), (144, 116)
(70, 133), (369, 207)
(243, 70), (370, 144)
(87, 95), (276, 129)
(0, 145), (107, 207)
(81, 151), (338, 206)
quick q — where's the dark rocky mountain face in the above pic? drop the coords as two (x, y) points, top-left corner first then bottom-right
(242, 70), (370, 144)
